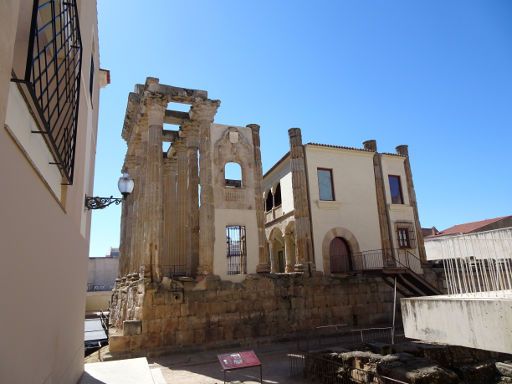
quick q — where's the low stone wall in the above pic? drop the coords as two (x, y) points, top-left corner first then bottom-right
(303, 343), (511, 384)
(108, 273), (399, 354)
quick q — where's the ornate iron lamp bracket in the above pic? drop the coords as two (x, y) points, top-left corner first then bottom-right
(85, 195), (123, 210)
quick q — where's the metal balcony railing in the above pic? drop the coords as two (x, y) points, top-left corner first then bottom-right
(351, 248), (423, 274)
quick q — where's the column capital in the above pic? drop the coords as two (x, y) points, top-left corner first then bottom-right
(123, 154), (138, 172)
(145, 96), (166, 125)
(173, 137), (187, 152)
(190, 100), (220, 122)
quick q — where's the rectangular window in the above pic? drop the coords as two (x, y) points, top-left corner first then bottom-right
(388, 175), (404, 204)
(397, 228), (411, 248)
(395, 222), (416, 249)
(317, 168), (335, 201)
(226, 226), (247, 275)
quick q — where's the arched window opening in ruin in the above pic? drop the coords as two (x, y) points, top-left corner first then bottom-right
(225, 162), (242, 188)
(274, 183), (282, 207)
(330, 237), (352, 273)
(265, 190), (273, 212)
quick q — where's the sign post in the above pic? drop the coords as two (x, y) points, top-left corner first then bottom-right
(217, 350), (262, 383)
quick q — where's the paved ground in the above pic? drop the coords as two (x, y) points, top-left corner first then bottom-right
(84, 341), (309, 384)
(147, 346), (308, 384)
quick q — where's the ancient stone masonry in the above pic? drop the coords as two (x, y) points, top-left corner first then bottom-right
(109, 273), (397, 354)
(118, 78), (220, 280)
(111, 78), (434, 354)
(288, 128), (315, 273)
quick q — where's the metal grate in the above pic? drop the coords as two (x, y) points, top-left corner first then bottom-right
(13, 0), (82, 184)
(226, 225), (247, 275)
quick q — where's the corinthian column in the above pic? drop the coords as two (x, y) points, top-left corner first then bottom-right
(248, 124), (270, 273)
(185, 122), (200, 276)
(194, 100), (220, 275)
(163, 157), (178, 274)
(131, 133), (146, 276)
(119, 154), (137, 277)
(174, 138), (189, 274)
(142, 96), (166, 282)
(288, 128), (315, 274)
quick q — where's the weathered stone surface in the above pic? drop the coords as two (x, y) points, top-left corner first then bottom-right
(123, 320), (142, 336)
(109, 273), (397, 354)
(456, 361), (498, 384)
(497, 362), (512, 378)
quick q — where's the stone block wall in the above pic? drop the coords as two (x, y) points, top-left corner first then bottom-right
(109, 273), (399, 355)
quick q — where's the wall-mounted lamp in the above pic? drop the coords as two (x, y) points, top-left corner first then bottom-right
(85, 173), (134, 210)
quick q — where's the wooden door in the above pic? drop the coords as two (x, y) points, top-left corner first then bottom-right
(330, 237), (351, 273)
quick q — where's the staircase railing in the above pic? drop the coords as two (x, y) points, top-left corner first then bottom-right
(352, 248), (420, 272)
(394, 248), (423, 274)
(351, 249), (388, 271)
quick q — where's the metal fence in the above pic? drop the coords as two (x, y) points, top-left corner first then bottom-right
(296, 326), (405, 353)
(443, 256), (512, 296)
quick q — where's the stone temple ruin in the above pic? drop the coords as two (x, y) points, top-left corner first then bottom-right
(109, 78), (441, 354)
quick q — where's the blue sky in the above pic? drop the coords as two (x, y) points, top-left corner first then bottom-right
(90, 0), (512, 257)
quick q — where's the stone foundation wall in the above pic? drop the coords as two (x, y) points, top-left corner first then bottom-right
(109, 273), (399, 355)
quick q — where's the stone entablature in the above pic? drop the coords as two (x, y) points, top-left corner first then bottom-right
(118, 78), (268, 283)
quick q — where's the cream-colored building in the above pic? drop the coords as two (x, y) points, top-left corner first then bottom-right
(0, 1), (105, 383)
(264, 133), (427, 281)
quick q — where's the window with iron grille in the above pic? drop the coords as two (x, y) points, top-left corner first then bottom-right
(395, 222), (416, 249)
(14, 0), (82, 185)
(226, 226), (247, 275)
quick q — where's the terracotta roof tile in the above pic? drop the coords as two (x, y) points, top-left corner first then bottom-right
(437, 216), (512, 236)
(306, 143), (405, 157)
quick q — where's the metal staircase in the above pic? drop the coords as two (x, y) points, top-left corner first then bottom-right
(352, 248), (442, 297)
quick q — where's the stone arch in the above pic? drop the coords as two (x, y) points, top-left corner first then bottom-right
(321, 227), (360, 275)
(265, 189), (273, 211)
(268, 226), (284, 243)
(273, 182), (282, 207)
(268, 227), (285, 273)
(224, 161), (242, 188)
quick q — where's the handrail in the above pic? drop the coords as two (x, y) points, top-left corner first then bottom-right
(351, 248), (440, 295)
